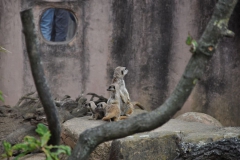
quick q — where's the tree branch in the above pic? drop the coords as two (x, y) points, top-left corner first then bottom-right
(20, 9), (61, 146)
(68, 0), (238, 159)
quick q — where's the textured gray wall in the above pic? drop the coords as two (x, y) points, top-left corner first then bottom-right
(0, 0), (24, 104)
(1, 0), (240, 126)
(108, 0), (175, 110)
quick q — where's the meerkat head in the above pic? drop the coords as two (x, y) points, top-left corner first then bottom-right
(97, 102), (107, 110)
(85, 101), (97, 110)
(84, 102), (90, 109)
(113, 66), (128, 78)
(107, 83), (119, 92)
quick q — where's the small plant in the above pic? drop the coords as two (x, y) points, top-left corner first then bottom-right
(0, 90), (4, 102)
(1, 123), (71, 160)
(186, 34), (198, 53)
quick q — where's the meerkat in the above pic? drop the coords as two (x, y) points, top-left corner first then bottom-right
(97, 102), (128, 121)
(101, 84), (122, 121)
(84, 101), (104, 120)
(109, 66), (135, 116)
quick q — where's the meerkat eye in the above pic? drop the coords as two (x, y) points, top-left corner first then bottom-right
(121, 70), (124, 75)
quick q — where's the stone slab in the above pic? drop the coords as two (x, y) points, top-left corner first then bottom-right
(61, 111), (240, 160)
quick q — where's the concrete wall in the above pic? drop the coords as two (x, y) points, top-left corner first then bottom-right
(0, 0), (24, 104)
(1, 0), (240, 126)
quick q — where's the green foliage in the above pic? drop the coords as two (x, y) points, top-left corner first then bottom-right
(0, 90), (4, 102)
(1, 123), (71, 160)
(186, 35), (193, 45)
(186, 34), (198, 53)
(1, 141), (13, 158)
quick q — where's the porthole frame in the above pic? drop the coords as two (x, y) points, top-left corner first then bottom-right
(39, 7), (78, 45)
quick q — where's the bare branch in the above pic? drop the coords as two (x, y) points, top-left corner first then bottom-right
(20, 9), (61, 146)
(68, 0), (238, 159)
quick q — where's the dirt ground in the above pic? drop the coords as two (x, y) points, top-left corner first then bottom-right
(0, 116), (24, 153)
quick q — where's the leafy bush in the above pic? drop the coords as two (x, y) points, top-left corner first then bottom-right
(1, 123), (71, 160)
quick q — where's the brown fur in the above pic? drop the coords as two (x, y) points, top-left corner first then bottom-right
(102, 84), (122, 121)
(98, 102), (128, 121)
(110, 66), (134, 116)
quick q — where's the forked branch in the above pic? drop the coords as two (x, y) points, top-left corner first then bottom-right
(68, 0), (238, 159)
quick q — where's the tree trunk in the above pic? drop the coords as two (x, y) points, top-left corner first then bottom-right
(20, 9), (61, 146)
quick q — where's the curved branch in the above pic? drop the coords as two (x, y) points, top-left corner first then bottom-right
(20, 9), (61, 146)
(68, 0), (238, 159)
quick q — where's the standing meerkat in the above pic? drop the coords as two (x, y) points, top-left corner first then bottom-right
(102, 84), (121, 121)
(110, 66), (135, 116)
(85, 101), (105, 120)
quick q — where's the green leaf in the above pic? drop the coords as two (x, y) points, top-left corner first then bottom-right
(13, 152), (28, 160)
(3, 141), (11, 150)
(24, 136), (37, 142)
(40, 131), (51, 147)
(186, 35), (193, 45)
(50, 152), (59, 160)
(29, 142), (40, 150)
(42, 148), (53, 160)
(0, 95), (4, 102)
(35, 123), (49, 136)
(2, 141), (12, 157)
(12, 143), (29, 152)
(53, 145), (71, 155)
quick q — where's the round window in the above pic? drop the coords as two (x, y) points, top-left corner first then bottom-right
(40, 8), (77, 42)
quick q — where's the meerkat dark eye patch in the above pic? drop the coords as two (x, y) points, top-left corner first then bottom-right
(107, 86), (112, 91)
(121, 70), (124, 75)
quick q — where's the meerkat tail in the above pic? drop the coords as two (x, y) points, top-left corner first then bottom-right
(102, 113), (116, 121)
(131, 101), (145, 110)
(119, 116), (128, 120)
